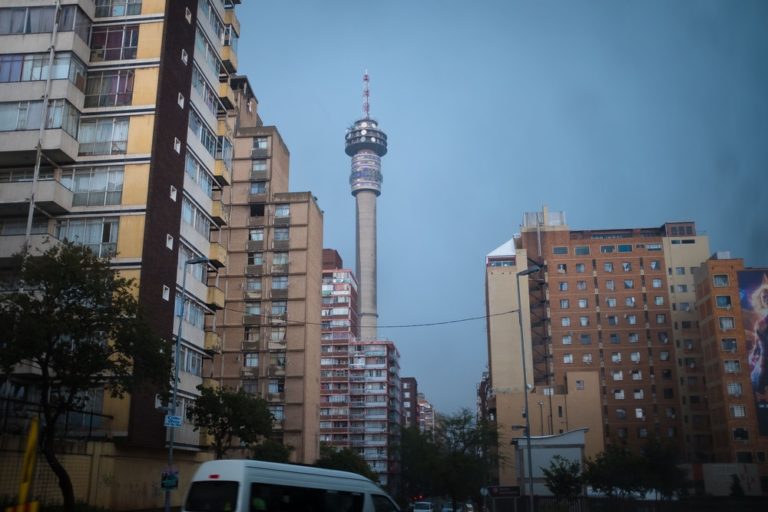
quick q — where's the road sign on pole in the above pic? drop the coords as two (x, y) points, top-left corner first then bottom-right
(164, 415), (182, 428)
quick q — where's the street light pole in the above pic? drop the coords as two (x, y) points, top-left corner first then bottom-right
(537, 402), (544, 436)
(516, 265), (540, 512)
(164, 256), (208, 512)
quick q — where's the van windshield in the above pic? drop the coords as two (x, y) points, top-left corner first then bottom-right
(186, 481), (239, 512)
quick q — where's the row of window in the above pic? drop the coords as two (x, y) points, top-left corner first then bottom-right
(555, 259), (664, 274)
(552, 243), (664, 256)
(559, 312), (667, 327)
(245, 301), (288, 317)
(0, 5), (91, 41)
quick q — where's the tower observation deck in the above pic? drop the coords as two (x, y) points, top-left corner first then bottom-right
(345, 73), (387, 340)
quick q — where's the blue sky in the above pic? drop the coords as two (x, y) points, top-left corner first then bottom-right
(235, 0), (768, 414)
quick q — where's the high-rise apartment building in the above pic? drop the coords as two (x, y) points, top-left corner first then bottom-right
(695, 254), (768, 479)
(211, 78), (323, 464)
(417, 393), (435, 435)
(484, 206), (720, 485)
(401, 377), (418, 429)
(0, 0), (244, 507)
(319, 249), (401, 488)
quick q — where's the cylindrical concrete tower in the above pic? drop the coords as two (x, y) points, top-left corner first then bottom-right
(345, 74), (387, 340)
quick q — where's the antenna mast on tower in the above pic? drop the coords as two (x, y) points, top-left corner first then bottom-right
(362, 70), (370, 119)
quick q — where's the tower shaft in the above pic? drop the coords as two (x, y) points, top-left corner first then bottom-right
(356, 189), (378, 339)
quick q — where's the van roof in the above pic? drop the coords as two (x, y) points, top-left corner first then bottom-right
(193, 459), (375, 485)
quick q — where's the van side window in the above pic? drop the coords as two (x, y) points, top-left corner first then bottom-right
(371, 494), (399, 512)
(250, 483), (364, 512)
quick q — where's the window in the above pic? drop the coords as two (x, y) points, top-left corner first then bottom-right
(656, 314), (666, 324)
(663, 388), (674, 399)
(625, 296), (636, 307)
(674, 284), (688, 293)
(616, 408), (626, 419)
(60, 166), (123, 206)
(658, 332), (669, 343)
(246, 278), (261, 293)
(1, 6), (91, 41)
(604, 262), (614, 272)
(614, 389), (625, 399)
(611, 352), (622, 363)
(727, 382), (743, 396)
(272, 275), (288, 290)
(252, 160), (267, 172)
(579, 316), (589, 327)
(730, 405), (746, 418)
(627, 314), (637, 325)
(601, 245), (615, 253)
(675, 266), (685, 275)
(249, 228), (264, 241)
(558, 281), (568, 291)
(654, 295), (664, 306)
(561, 317), (571, 327)
(576, 280), (587, 290)
(606, 297), (617, 308)
(179, 346), (202, 377)
(557, 263), (567, 274)
(0, 52), (87, 90)
(622, 262), (632, 272)
(719, 317), (735, 330)
(651, 278), (662, 288)
(181, 197), (211, 238)
(606, 280), (615, 291)
(560, 299), (570, 309)
(624, 279), (634, 289)
(562, 335), (572, 345)
(713, 274), (729, 287)
(618, 244), (632, 253)
(630, 351), (641, 363)
(95, 0), (142, 17)
(270, 326), (285, 342)
(254, 137), (268, 150)
(553, 246), (568, 255)
(90, 25), (139, 61)
(716, 296), (732, 308)
(582, 353), (593, 363)
(247, 252), (263, 265)
(191, 65), (219, 115)
(648, 260), (660, 270)
(274, 204), (290, 217)
(724, 360), (741, 373)
(271, 300), (287, 316)
(580, 334), (591, 345)
(609, 333), (620, 344)
(84, 69), (134, 107)
(628, 332), (639, 343)
(78, 117), (129, 155)
(57, 217), (118, 257)
(250, 182), (267, 194)
(733, 428), (749, 441)
(575, 246), (589, 255)
(245, 302), (260, 316)
(563, 353), (573, 364)
(612, 370), (623, 381)
(273, 252), (288, 265)
(631, 370), (642, 380)
(575, 263), (585, 273)
(722, 338), (737, 352)
(607, 315), (618, 326)
(244, 352), (258, 367)
(575, 379), (585, 390)
(578, 298), (588, 308)
(0, 99), (80, 137)
(188, 109), (217, 157)
(659, 350), (670, 361)
(274, 228), (289, 241)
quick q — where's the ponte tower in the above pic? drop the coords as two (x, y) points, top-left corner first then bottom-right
(345, 72), (388, 340)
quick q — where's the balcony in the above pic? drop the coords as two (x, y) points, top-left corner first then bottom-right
(0, 180), (74, 217)
(241, 340), (259, 351)
(224, 10), (241, 38)
(251, 147), (269, 159)
(272, 240), (289, 251)
(243, 314), (262, 326)
(274, 215), (290, 227)
(209, 242), (226, 268)
(246, 264), (263, 276)
(249, 192), (267, 204)
(268, 340), (287, 351)
(0, 233), (60, 259)
(240, 367), (257, 377)
(268, 365), (286, 377)
(267, 392), (284, 402)
(247, 240), (264, 251)
(221, 46), (238, 73)
(213, 159), (231, 186)
(204, 332), (222, 354)
(0, 129), (79, 165)
(271, 288), (288, 299)
(219, 82), (236, 110)
(251, 170), (268, 181)
(206, 286), (225, 309)
(211, 201), (229, 227)
(271, 263), (288, 274)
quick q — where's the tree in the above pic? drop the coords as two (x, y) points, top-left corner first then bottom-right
(0, 242), (172, 512)
(583, 444), (646, 497)
(542, 455), (583, 501)
(433, 409), (499, 509)
(251, 438), (293, 462)
(640, 437), (688, 499)
(729, 474), (745, 497)
(315, 443), (379, 482)
(188, 385), (273, 459)
(400, 426), (441, 501)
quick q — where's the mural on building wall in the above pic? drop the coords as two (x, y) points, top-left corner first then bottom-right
(739, 271), (768, 436)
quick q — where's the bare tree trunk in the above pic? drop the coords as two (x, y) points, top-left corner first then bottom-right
(41, 430), (75, 512)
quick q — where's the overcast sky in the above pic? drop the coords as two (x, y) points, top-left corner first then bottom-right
(236, 0), (768, 414)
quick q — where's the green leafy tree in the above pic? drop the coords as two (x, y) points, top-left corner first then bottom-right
(433, 409), (498, 509)
(251, 438), (293, 462)
(188, 385), (273, 459)
(400, 426), (441, 501)
(641, 437), (688, 499)
(315, 443), (379, 482)
(584, 444), (646, 497)
(0, 242), (172, 512)
(542, 455), (583, 501)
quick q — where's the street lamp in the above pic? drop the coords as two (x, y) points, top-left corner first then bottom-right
(164, 256), (209, 512)
(516, 265), (540, 512)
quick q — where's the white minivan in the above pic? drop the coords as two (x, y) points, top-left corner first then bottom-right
(183, 459), (400, 512)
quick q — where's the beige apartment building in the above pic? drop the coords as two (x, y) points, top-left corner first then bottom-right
(210, 78), (323, 463)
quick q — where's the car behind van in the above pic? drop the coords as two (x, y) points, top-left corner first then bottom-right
(183, 459), (399, 512)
